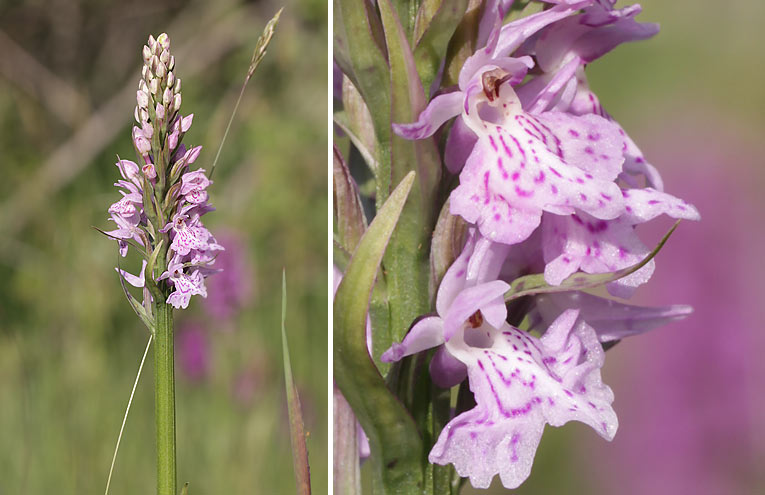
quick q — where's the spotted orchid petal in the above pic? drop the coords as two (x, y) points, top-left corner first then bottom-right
(533, 111), (625, 180)
(621, 188), (700, 224)
(166, 269), (207, 310)
(542, 211), (653, 292)
(542, 188), (699, 296)
(450, 79), (624, 245)
(432, 309), (617, 489)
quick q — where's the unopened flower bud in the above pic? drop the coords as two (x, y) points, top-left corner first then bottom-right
(156, 62), (166, 79)
(149, 78), (160, 95)
(134, 106), (140, 123)
(181, 114), (193, 133)
(142, 45), (152, 63)
(168, 128), (179, 151)
(139, 79), (148, 93)
(155, 103), (166, 121)
(142, 163), (157, 180)
(132, 126), (151, 154)
(142, 65), (150, 81)
(139, 108), (150, 123)
(157, 33), (170, 51)
(160, 49), (170, 65)
(174, 78), (181, 94)
(167, 71), (175, 88)
(173, 94), (182, 112)
(148, 35), (157, 52)
(142, 121), (154, 139)
(150, 55), (161, 74)
(163, 87), (173, 106)
(137, 90), (150, 109)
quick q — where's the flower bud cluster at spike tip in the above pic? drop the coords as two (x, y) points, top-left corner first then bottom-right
(106, 33), (223, 312)
(135, 33), (181, 130)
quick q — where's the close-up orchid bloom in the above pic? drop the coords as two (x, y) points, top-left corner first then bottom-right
(334, 0), (764, 493)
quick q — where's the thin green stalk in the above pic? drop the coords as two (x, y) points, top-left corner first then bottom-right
(104, 335), (153, 495)
(154, 297), (176, 495)
(209, 8), (282, 179)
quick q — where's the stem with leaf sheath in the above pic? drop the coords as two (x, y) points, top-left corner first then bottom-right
(154, 293), (176, 495)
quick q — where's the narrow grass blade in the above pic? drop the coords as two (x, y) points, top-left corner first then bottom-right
(209, 8), (283, 179)
(281, 270), (311, 495)
(104, 335), (153, 495)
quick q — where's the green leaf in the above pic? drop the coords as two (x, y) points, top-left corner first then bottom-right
(335, 0), (394, 211)
(430, 384), (455, 495)
(334, 172), (422, 494)
(441, 0), (483, 87)
(333, 145), (368, 252)
(413, 0), (470, 91)
(504, 220), (682, 302)
(281, 271), (312, 495)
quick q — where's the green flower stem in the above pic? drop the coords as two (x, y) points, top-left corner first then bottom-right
(153, 290), (176, 495)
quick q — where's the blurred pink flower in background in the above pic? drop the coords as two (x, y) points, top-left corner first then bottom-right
(585, 113), (765, 494)
(202, 231), (254, 323)
(176, 323), (210, 382)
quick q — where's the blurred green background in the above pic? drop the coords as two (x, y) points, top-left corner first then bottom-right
(465, 1), (765, 493)
(0, 0), (327, 493)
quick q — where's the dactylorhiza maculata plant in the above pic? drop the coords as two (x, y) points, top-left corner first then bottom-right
(333, 1), (700, 493)
(102, 32), (222, 495)
(109, 34), (222, 311)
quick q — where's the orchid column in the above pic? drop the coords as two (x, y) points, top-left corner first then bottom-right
(104, 33), (222, 495)
(335, 1), (699, 494)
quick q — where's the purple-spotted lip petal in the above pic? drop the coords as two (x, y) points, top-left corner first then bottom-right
(432, 311), (617, 489)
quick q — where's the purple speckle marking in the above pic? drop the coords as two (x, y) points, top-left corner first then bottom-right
(497, 157), (509, 179)
(489, 135), (498, 151)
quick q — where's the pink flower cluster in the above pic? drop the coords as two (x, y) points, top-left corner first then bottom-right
(106, 33), (223, 311)
(383, 1), (700, 489)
